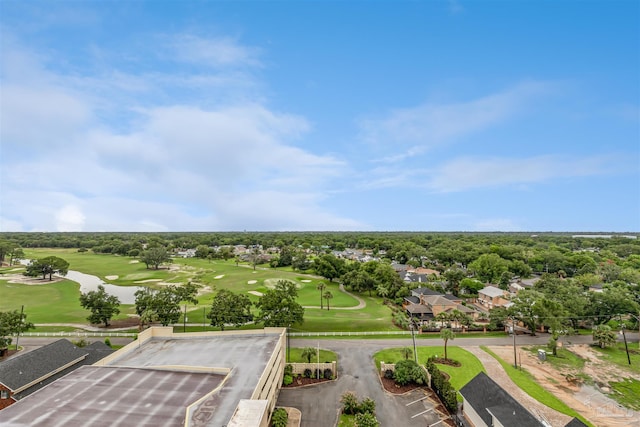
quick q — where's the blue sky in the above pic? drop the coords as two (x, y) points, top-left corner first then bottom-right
(1, 0), (638, 232)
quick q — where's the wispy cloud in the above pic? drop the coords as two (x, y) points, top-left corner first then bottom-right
(166, 34), (262, 68)
(360, 81), (552, 157)
(426, 154), (619, 193)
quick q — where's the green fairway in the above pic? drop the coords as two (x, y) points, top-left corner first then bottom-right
(11, 249), (396, 333)
(0, 278), (134, 323)
(373, 346), (485, 393)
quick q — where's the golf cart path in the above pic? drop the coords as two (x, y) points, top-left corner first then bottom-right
(302, 283), (366, 310)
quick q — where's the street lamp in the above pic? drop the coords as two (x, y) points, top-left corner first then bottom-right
(409, 319), (418, 363)
(509, 317), (517, 369)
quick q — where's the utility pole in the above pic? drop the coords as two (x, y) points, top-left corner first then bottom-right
(15, 305), (24, 351)
(620, 316), (631, 365)
(183, 304), (187, 333)
(511, 317), (517, 369)
(410, 320), (418, 363)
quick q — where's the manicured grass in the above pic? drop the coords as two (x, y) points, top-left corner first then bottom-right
(373, 346), (485, 393)
(0, 278), (134, 323)
(591, 342), (640, 374)
(298, 297), (395, 332)
(609, 378), (640, 411)
(337, 414), (356, 427)
(481, 346), (593, 427)
(287, 347), (338, 363)
(524, 346), (585, 370)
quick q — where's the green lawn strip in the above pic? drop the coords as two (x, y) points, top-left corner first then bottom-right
(609, 378), (640, 411)
(337, 414), (357, 427)
(297, 301), (395, 332)
(480, 346), (593, 427)
(591, 343), (640, 374)
(287, 347), (337, 363)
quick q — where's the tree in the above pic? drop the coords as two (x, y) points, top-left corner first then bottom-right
(460, 278), (485, 294)
(24, 256), (69, 280)
(79, 285), (121, 327)
(8, 247), (25, 266)
(402, 347), (413, 360)
(323, 291), (333, 310)
(140, 246), (171, 270)
(0, 310), (35, 350)
(469, 253), (509, 283)
(134, 283), (199, 327)
(444, 268), (466, 295)
(440, 328), (455, 361)
(393, 359), (427, 386)
(208, 289), (253, 330)
(317, 283), (326, 309)
(588, 286), (639, 324)
(508, 289), (564, 336)
(194, 245), (210, 259)
(255, 280), (305, 327)
(301, 346), (317, 363)
(592, 325), (617, 348)
(313, 253), (345, 282)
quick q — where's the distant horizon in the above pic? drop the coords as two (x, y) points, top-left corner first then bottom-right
(1, 230), (638, 235)
(1, 1), (638, 232)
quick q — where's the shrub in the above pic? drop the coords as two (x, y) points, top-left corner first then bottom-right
(72, 338), (89, 348)
(393, 359), (423, 386)
(355, 412), (379, 427)
(314, 368), (321, 379)
(384, 369), (394, 379)
(303, 368), (312, 378)
(271, 408), (288, 427)
(324, 368), (333, 380)
(284, 364), (293, 376)
(359, 397), (376, 415)
(104, 338), (111, 348)
(341, 391), (360, 415)
(282, 375), (293, 386)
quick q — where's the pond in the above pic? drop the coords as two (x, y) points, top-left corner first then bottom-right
(64, 270), (145, 304)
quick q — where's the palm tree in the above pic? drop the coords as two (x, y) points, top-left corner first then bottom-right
(317, 283), (326, 309)
(301, 346), (317, 363)
(323, 291), (333, 310)
(402, 347), (412, 360)
(440, 328), (455, 361)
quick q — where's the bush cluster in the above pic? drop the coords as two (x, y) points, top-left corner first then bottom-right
(393, 359), (427, 386)
(426, 357), (458, 413)
(271, 408), (288, 427)
(340, 392), (376, 416)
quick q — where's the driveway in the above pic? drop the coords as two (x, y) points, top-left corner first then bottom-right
(277, 340), (443, 427)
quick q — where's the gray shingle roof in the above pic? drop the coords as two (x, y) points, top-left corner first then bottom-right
(460, 372), (542, 427)
(564, 417), (589, 427)
(0, 339), (87, 392)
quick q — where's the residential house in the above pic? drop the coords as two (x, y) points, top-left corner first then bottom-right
(459, 372), (587, 427)
(404, 287), (479, 324)
(0, 339), (113, 410)
(477, 286), (511, 310)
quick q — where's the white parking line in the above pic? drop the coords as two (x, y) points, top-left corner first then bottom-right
(428, 421), (444, 427)
(405, 396), (429, 406)
(411, 408), (433, 418)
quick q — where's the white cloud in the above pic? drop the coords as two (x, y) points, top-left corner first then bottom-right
(0, 36), (359, 232)
(427, 155), (614, 193)
(360, 82), (551, 156)
(166, 34), (261, 68)
(55, 205), (86, 231)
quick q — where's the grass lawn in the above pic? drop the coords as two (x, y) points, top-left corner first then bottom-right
(298, 297), (395, 332)
(523, 346), (585, 370)
(591, 342), (640, 374)
(337, 414), (356, 427)
(0, 278), (135, 323)
(609, 378), (640, 411)
(287, 347), (338, 363)
(481, 346), (593, 427)
(373, 346), (485, 394)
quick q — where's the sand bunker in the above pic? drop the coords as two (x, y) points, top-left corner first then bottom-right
(129, 260), (139, 264)
(105, 275), (119, 280)
(248, 290), (263, 296)
(264, 278), (302, 289)
(214, 275), (225, 279)
(134, 279), (162, 283)
(301, 280), (311, 283)
(247, 280), (258, 285)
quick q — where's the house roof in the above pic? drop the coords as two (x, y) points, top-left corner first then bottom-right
(404, 295), (420, 304)
(564, 417), (589, 427)
(423, 295), (457, 307)
(479, 285), (506, 298)
(460, 372), (542, 427)
(11, 341), (115, 400)
(0, 339), (88, 392)
(411, 287), (443, 297)
(405, 303), (433, 314)
(443, 294), (461, 301)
